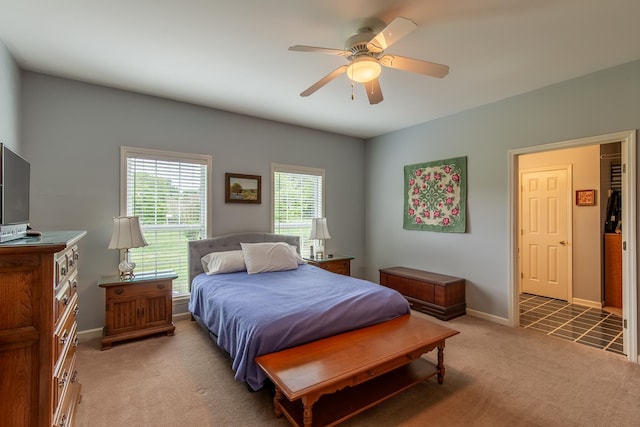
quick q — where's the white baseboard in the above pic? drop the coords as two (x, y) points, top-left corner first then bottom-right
(173, 312), (192, 321)
(571, 297), (602, 309)
(78, 327), (103, 342)
(78, 312), (193, 343)
(466, 308), (511, 326)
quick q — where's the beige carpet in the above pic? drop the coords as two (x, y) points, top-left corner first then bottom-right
(76, 312), (640, 426)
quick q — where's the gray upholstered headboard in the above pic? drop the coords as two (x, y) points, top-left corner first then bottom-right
(188, 232), (301, 290)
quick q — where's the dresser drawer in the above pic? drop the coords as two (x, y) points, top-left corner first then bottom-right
(54, 271), (78, 326)
(55, 245), (79, 287)
(54, 293), (78, 366)
(54, 352), (80, 427)
(54, 348), (77, 416)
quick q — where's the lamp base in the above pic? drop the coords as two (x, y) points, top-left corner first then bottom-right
(118, 259), (136, 280)
(314, 241), (325, 260)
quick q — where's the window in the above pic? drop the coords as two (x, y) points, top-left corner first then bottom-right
(121, 147), (211, 295)
(272, 163), (325, 258)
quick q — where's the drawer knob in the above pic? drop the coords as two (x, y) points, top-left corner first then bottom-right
(72, 280), (78, 289)
(59, 371), (68, 388)
(60, 331), (69, 345)
(73, 336), (79, 347)
(114, 288), (124, 295)
(73, 305), (79, 316)
(71, 370), (78, 383)
(62, 295), (69, 306)
(61, 266), (67, 276)
(157, 284), (165, 289)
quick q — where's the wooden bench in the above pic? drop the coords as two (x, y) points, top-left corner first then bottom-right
(255, 315), (459, 427)
(379, 267), (466, 320)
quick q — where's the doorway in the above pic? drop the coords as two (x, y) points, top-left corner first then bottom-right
(508, 130), (637, 362)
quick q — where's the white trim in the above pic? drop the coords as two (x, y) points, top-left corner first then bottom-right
(466, 309), (511, 326)
(509, 130), (637, 363)
(77, 327), (103, 342)
(78, 312), (194, 343)
(173, 312), (192, 321)
(572, 298), (603, 309)
(621, 132), (638, 361)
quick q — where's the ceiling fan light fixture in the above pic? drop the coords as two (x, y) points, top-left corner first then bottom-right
(347, 56), (381, 83)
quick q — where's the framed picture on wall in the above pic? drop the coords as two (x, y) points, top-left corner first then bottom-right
(225, 173), (261, 204)
(576, 189), (595, 206)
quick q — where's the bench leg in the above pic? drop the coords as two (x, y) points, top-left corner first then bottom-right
(437, 343), (446, 384)
(302, 396), (314, 427)
(273, 388), (282, 418)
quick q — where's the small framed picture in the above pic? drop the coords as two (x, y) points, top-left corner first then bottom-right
(225, 173), (261, 204)
(576, 189), (595, 206)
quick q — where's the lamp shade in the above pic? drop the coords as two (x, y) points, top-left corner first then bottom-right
(108, 216), (148, 249)
(347, 56), (382, 83)
(309, 217), (331, 240)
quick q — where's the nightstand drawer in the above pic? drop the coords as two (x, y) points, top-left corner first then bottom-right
(106, 279), (172, 298)
(320, 259), (350, 275)
(305, 255), (354, 276)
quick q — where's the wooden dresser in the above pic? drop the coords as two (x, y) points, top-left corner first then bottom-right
(0, 231), (86, 427)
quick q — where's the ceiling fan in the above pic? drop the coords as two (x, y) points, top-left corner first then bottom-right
(289, 16), (449, 105)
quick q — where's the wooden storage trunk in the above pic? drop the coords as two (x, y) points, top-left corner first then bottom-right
(379, 267), (466, 320)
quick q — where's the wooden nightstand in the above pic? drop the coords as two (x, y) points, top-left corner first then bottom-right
(305, 255), (354, 276)
(98, 270), (177, 350)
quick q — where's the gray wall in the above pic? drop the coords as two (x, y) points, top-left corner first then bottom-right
(365, 59), (640, 320)
(21, 72), (365, 331)
(0, 40), (20, 152)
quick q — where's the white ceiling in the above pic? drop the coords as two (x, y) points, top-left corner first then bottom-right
(1, 0), (640, 139)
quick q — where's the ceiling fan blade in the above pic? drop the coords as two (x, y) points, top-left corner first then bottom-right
(300, 65), (348, 97)
(289, 45), (351, 57)
(367, 17), (417, 53)
(364, 78), (383, 105)
(380, 55), (449, 78)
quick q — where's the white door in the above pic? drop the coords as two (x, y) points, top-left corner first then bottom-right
(520, 167), (571, 300)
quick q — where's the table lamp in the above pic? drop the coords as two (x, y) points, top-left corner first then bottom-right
(309, 217), (331, 259)
(108, 216), (148, 279)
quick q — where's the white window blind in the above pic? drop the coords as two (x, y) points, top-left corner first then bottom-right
(272, 164), (324, 258)
(122, 147), (210, 295)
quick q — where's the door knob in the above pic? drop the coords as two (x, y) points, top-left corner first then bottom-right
(559, 240), (567, 245)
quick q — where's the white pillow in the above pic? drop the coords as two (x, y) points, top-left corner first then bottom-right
(240, 242), (304, 274)
(201, 250), (246, 275)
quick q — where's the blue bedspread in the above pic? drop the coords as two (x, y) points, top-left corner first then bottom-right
(188, 264), (410, 390)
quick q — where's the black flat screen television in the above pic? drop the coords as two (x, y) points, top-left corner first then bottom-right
(1, 143), (30, 226)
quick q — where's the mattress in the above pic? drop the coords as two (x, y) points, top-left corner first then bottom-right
(188, 264), (410, 390)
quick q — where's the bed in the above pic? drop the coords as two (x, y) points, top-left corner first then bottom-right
(187, 232), (410, 391)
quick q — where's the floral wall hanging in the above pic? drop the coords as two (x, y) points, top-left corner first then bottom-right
(404, 156), (467, 232)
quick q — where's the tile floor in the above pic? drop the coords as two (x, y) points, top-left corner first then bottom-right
(519, 293), (624, 355)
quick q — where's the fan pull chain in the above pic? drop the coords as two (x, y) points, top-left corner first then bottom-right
(351, 81), (355, 100)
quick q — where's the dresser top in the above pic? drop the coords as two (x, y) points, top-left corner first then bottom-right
(0, 230), (87, 251)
